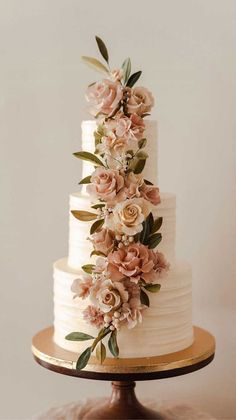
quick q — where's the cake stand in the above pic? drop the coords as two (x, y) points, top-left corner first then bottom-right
(32, 325), (215, 419)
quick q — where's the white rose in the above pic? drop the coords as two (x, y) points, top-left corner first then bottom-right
(106, 197), (152, 236)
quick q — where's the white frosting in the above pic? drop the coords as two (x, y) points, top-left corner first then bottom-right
(68, 191), (176, 270)
(81, 119), (158, 185)
(53, 258), (193, 357)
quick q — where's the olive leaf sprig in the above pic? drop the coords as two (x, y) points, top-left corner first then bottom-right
(82, 36), (142, 88)
(65, 326), (119, 370)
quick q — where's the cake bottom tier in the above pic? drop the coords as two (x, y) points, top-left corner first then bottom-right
(53, 258), (194, 358)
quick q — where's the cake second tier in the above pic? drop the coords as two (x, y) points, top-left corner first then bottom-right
(68, 191), (176, 270)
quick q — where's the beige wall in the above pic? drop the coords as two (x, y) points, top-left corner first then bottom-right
(1, 0), (236, 418)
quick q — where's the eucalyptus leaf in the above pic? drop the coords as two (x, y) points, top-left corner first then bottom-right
(151, 217), (163, 234)
(91, 203), (105, 209)
(144, 284), (161, 293)
(138, 138), (147, 149)
(81, 56), (109, 74)
(90, 218), (104, 235)
(148, 232), (162, 249)
(96, 341), (106, 364)
(76, 347), (92, 370)
(133, 158), (146, 174)
(81, 264), (95, 274)
(122, 57), (131, 84)
(65, 332), (94, 341)
(136, 150), (148, 160)
(73, 151), (105, 167)
(71, 210), (97, 221)
(95, 36), (109, 63)
(108, 330), (119, 358)
(140, 289), (150, 307)
(78, 175), (92, 185)
(126, 71), (142, 88)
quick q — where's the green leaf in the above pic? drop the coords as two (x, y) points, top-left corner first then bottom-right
(147, 212), (154, 232)
(91, 327), (111, 351)
(140, 289), (150, 307)
(81, 264), (95, 274)
(144, 284), (161, 293)
(144, 179), (154, 185)
(81, 56), (109, 74)
(76, 347), (92, 370)
(78, 175), (92, 185)
(73, 151), (105, 167)
(95, 36), (109, 63)
(65, 332), (95, 341)
(151, 217), (163, 234)
(148, 233), (162, 249)
(126, 71), (142, 88)
(142, 113), (151, 118)
(71, 210), (97, 221)
(136, 150), (148, 160)
(122, 57), (131, 84)
(90, 218), (104, 234)
(138, 138), (147, 149)
(96, 341), (106, 364)
(91, 203), (105, 209)
(108, 330), (119, 358)
(90, 250), (106, 258)
(133, 158), (146, 174)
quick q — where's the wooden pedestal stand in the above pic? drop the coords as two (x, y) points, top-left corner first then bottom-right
(32, 326), (215, 419)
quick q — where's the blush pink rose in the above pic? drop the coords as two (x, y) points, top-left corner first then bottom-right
(140, 184), (161, 205)
(91, 228), (115, 256)
(86, 79), (123, 116)
(107, 243), (169, 284)
(83, 305), (104, 328)
(71, 275), (93, 300)
(126, 86), (154, 116)
(87, 167), (125, 205)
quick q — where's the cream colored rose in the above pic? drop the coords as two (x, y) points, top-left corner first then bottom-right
(126, 86), (154, 116)
(91, 279), (128, 313)
(106, 197), (152, 236)
(87, 167), (125, 205)
(86, 79), (123, 116)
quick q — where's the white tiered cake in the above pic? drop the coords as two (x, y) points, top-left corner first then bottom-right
(53, 120), (193, 358)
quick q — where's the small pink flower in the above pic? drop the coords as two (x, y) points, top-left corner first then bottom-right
(120, 298), (144, 329)
(126, 86), (154, 116)
(83, 305), (104, 328)
(91, 228), (115, 256)
(140, 184), (161, 205)
(71, 275), (93, 300)
(107, 243), (169, 284)
(87, 167), (125, 205)
(86, 79), (123, 116)
(124, 172), (143, 199)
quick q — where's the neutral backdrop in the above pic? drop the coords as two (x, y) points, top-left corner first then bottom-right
(1, 0), (236, 419)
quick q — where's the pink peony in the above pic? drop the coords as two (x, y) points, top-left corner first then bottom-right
(140, 184), (161, 205)
(71, 275), (93, 300)
(91, 228), (115, 256)
(107, 242), (169, 284)
(83, 305), (104, 328)
(87, 167), (125, 205)
(86, 79), (123, 116)
(126, 86), (154, 116)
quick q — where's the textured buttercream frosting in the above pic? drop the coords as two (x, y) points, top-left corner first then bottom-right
(53, 118), (194, 358)
(53, 258), (193, 357)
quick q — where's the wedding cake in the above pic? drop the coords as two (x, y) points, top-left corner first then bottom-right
(53, 37), (193, 369)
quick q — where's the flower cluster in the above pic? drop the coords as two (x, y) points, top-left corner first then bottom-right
(65, 37), (170, 370)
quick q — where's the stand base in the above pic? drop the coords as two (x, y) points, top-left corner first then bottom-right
(82, 381), (163, 419)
